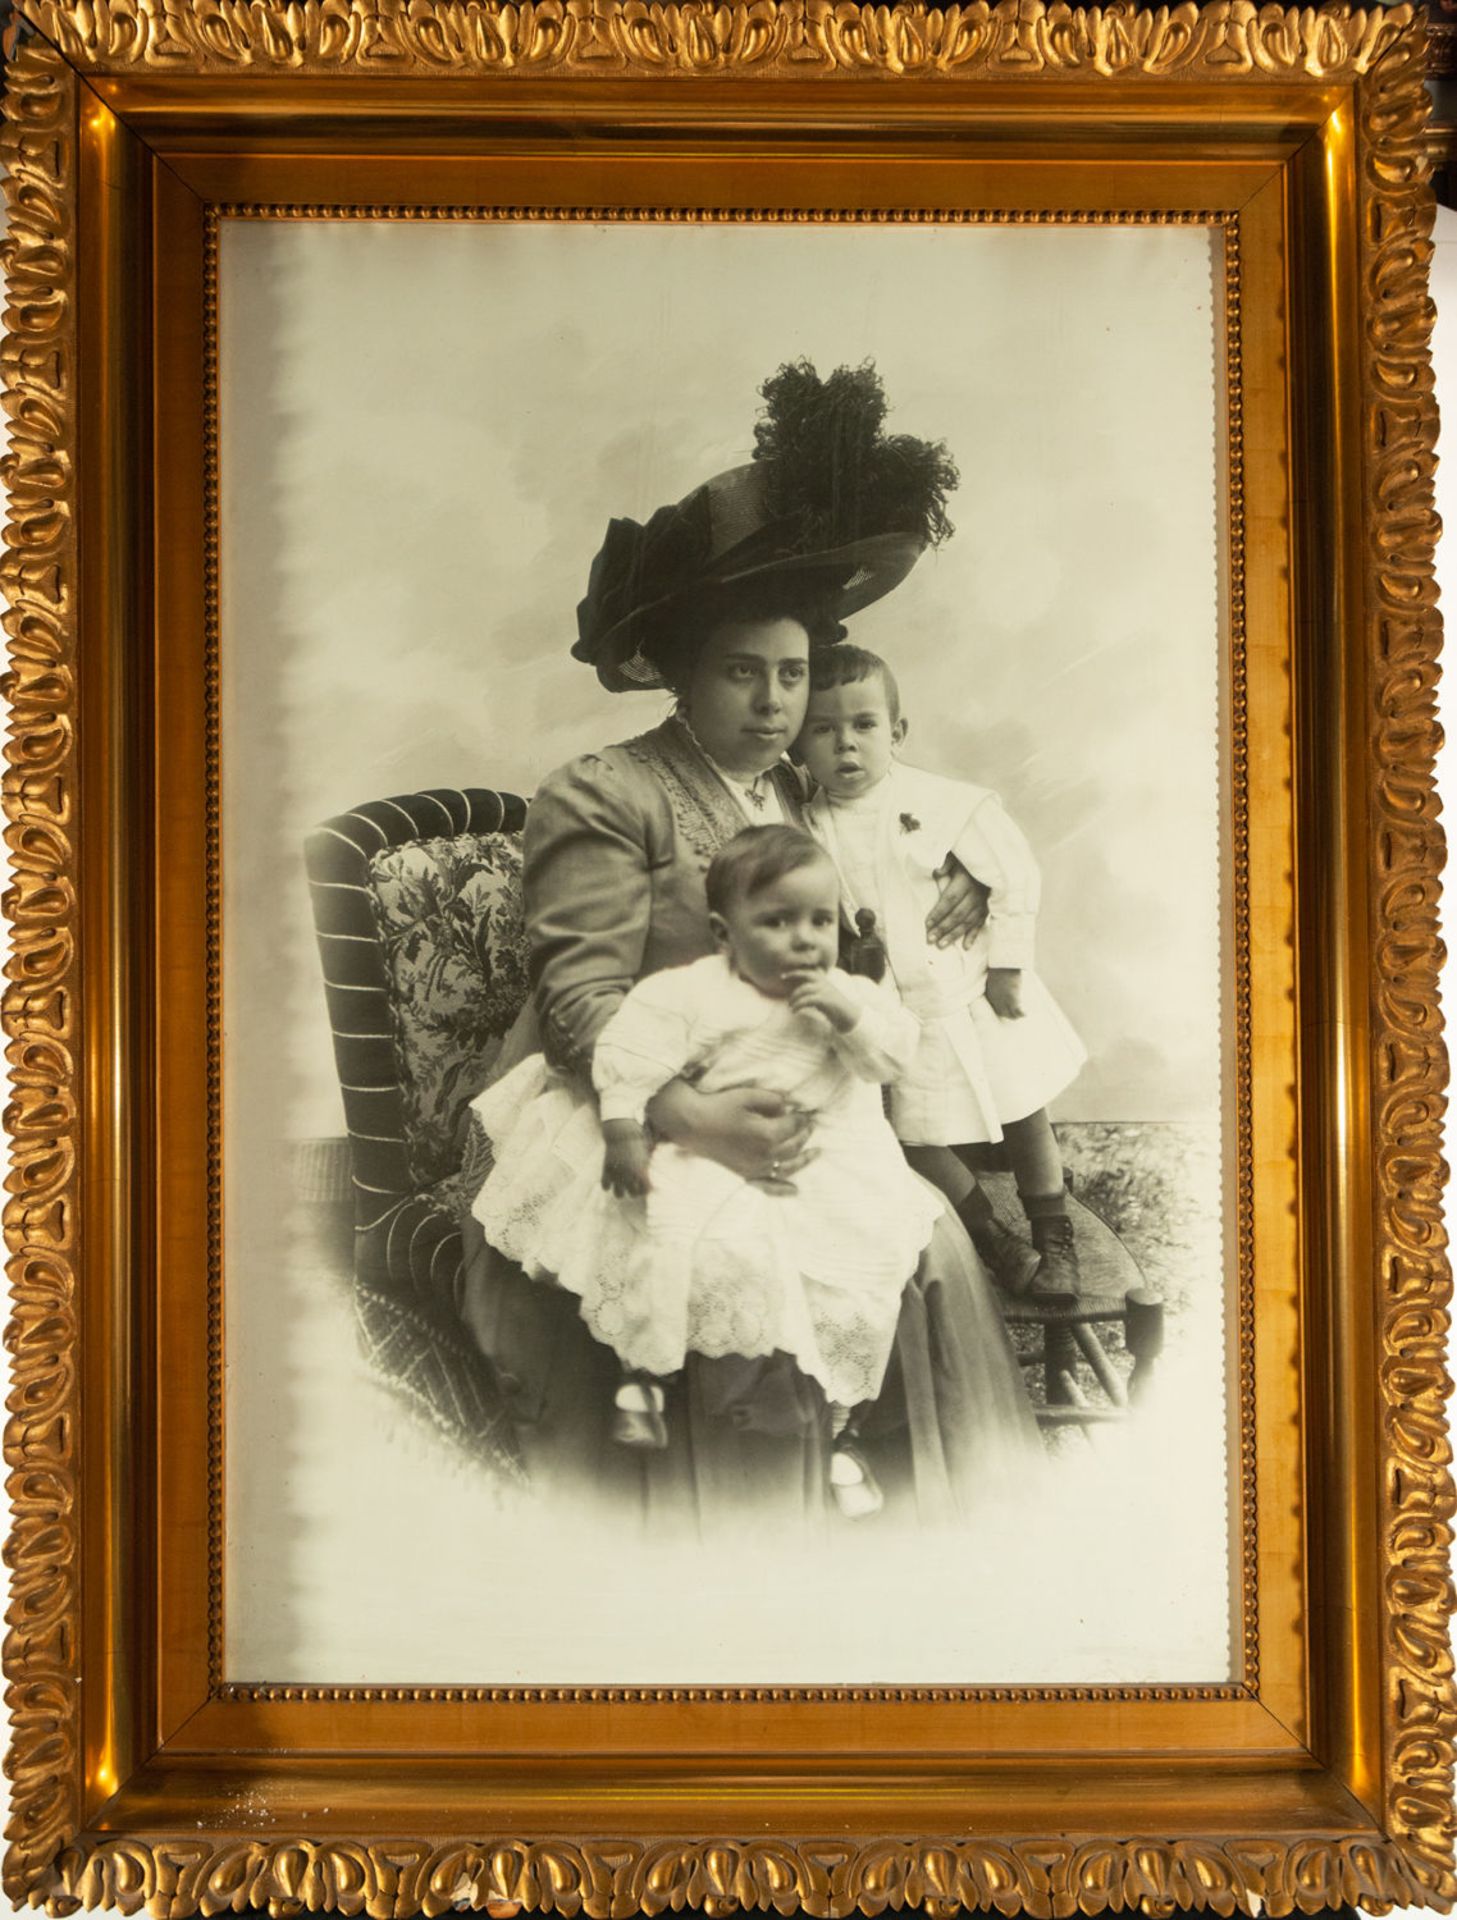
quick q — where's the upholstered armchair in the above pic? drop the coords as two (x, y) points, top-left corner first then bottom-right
(304, 788), (529, 1474)
(307, 788), (1161, 1467)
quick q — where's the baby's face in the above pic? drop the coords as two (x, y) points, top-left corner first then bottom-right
(796, 677), (907, 798)
(714, 860), (841, 997)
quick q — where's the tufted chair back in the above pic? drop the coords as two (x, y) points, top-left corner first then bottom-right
(305, 788), (530, 1468)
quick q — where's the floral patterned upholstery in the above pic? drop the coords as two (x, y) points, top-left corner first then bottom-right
(305, 788), (530, 1474)
(369, 833), (529, 1188)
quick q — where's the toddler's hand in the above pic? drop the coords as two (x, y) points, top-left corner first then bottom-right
(787, 971), (859, 1034)
(986, 968), (1024, 1020)
(601, 1120), (652, 1198)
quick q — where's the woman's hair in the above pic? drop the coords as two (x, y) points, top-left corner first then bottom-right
(705, 824), (834, 919)
(639, 578), (849, 696)
(807, 644), (902, 725)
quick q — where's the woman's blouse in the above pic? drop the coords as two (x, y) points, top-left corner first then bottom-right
(523, 716), (806, 1077)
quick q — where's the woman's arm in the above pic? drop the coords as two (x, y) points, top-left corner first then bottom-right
(524, 750), (655, 1075)
(646, 1081), (816, 1186)
(526, 748), (814, 1182)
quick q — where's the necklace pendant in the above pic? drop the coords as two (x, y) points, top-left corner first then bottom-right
(746, 782), (767, 810)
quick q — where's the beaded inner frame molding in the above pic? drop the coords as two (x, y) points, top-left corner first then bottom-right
(0, 2), (1450, 1914)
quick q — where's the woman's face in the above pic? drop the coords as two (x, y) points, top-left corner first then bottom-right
(680, 615), (812, 775)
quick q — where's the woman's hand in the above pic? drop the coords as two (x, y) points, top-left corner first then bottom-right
(646, 1080), (815, 1191)
(926, 857), (991, 950)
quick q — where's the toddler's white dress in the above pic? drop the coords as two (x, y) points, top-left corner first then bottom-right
(470, 954), (942, 1409)
(806, 762), (1086, 1147)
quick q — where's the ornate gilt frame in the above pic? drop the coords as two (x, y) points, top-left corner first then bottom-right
(0, 2), (1450, 1912)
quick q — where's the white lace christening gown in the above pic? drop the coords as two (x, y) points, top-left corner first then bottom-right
(469, 954), (944, 1409)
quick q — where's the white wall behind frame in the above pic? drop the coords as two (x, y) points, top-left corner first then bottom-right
(0, 200), (1451, 1898)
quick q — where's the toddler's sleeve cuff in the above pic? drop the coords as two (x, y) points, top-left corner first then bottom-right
(987, 918), (1037, 971)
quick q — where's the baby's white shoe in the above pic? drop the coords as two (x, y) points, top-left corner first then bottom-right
(612, 1378), (668, 1451)
(829, 1440), (883, 1521)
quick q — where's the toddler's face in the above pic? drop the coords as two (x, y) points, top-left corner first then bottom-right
(796, 677), (907, 798)
(713, 860), (841, 997)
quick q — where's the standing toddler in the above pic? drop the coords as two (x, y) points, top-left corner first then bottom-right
(798, 647), (1086, 1303)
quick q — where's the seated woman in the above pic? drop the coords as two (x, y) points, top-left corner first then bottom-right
(456, 360), (1042, 1532)
(473, 819), (948, 1522)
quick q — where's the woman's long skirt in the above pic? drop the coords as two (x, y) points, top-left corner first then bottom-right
(455, 1193), (1042, 1535)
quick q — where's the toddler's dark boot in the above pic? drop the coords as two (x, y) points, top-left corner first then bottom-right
(1025, 1204), (1082, 1309)
(957, 1185), (1042, 1295)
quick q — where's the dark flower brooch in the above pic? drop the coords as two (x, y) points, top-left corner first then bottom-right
(899, 812), (921, 834)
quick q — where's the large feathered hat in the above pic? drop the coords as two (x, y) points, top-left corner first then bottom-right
(573, 361), (959, 693)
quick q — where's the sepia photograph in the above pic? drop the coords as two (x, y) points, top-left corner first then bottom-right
(219, 215), (1235, 1686)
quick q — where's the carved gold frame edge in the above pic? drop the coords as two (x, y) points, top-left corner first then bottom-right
(0, 0), (1427, 79)
(1362, 1), (1455, 1902)
(0, 2), (1450, 1914)
(1, 29), (83, 1914)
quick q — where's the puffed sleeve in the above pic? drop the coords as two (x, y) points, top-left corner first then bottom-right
(829, 971), (922, 1083)
(524, 750), (656, 1075)
(951, 794), (1041, 970)
(592, 970), (703, 1125)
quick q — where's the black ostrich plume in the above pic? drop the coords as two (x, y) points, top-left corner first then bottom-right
(751, 360), (959, 557)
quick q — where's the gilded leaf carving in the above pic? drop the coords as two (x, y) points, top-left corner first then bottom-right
(5, 0), (1426, 76)
(0, 32), (81, 1915)
(1, 1), (1453, 1913)
(26, 1831), (1457, 1915)
(1358, 2), (1457, 1899)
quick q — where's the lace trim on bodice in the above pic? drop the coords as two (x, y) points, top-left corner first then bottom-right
(624, 718), (804, 865)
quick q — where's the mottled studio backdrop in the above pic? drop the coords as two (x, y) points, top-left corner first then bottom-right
(222, 218), (1225, 1140)
(220, 218), (1233, 1685)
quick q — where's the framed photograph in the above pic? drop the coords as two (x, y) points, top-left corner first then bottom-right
(1, 0), (1451, 1911)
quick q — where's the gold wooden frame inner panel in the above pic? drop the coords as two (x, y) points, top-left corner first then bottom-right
(196, 197), (1258, 1726)
(0, 4), (1448, 1915)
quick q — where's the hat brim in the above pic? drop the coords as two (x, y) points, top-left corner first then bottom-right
(587, 530), (926, 693)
